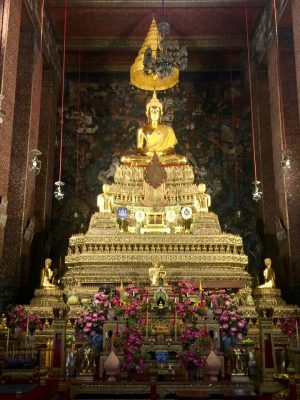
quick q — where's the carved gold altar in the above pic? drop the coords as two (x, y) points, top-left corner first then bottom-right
(60, 91), (253, 309)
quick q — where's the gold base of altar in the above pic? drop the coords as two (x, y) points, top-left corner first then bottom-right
(253, 288), (286, 307)
(121, 153), (188, 167)
(69, 380), (256, 399)
(27, 287), (64, 318)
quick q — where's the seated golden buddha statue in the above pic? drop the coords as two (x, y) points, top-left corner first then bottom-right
(194, 183), (211, 212)
(97, 183), (113, 214)
(121, 91), (187, 166)
(257, 258), (276, 289)
(40, 258), (57, 289)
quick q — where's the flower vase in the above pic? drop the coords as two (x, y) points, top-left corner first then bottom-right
(66, 348), (75, 377)
(206, 350), (221, 381)
(104, 350), (120, 381)
(196, 366), (204, 380)
(128, 368), (136, 382)
(186, 364), (195, 380)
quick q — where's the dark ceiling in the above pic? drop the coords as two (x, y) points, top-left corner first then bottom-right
(45, 0), (268, 72)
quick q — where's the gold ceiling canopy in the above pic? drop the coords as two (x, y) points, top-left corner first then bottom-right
(130, 18), (179, 91)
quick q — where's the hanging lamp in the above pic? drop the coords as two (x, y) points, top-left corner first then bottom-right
(29, 0), (45, 175)
(54, 0), (68, 200)
(272, 0), (290, 170)
(244, 1), (262, 202)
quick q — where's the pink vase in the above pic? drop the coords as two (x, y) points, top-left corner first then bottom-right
(206, 350), (221, 381)
(104, 350), (120, 381)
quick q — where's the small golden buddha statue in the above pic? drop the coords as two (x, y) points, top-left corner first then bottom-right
(258, 258), (276, 289)
(40, 258), (56, 288)
(157, 264), (167, 286)
(97, 183), (114, 213)
(149, 260), (167, 286)
(194, 183), (211, 212)
(149, 261), (160, 286)
(158, 299), (165, 310)
(0, 314), (7, 331)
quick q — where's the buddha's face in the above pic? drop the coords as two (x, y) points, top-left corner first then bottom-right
(198, 183), (206, 193)
(103, 184), (110, 194)
(45, 258), (51, 267)
(148, 106), (161, 123)
(265, 258), (271, 267)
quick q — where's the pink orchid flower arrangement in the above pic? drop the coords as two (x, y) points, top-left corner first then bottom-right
(175, 278), (197, 297)
(173, 279), (207, 324)
(279, 317), (299, 336)
(208, 289), (247, 343)
(7, 305), (43, 334)
(176, 298), (207, 323)
(180, 349), (206, 368)
(121, 325), (145, 373)
(75, 290), (110, 337)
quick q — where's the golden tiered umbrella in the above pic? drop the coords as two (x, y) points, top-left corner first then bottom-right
(130, 18), (179, 91)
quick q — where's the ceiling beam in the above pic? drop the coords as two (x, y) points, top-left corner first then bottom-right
(46, 0), (267, 8)
(65, 62), (240, 72)
(59, 36), (245, 51)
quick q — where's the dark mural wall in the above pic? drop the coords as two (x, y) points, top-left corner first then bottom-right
(50, 71), (262, 279)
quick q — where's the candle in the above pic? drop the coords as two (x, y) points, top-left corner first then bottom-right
(146, 309), (149, 338)
(45, 339), (51, 368)
(296, 320), (299, 348)
(175, 310), (177, 340)
(25, 318), (29, 346)
(6, 328), (10, 353)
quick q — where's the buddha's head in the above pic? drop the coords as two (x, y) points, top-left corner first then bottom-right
(198, 183), (206, 193)
(102, 183), (110, 194)
(264, 258), (272, 267)
(146, 91), (163, 124)
(45, 258), (52, 268)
